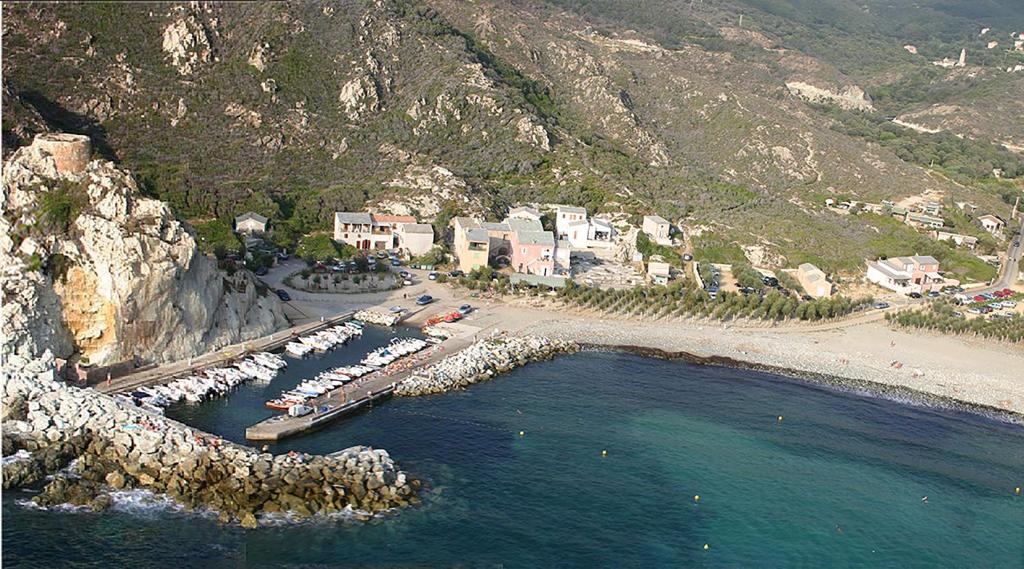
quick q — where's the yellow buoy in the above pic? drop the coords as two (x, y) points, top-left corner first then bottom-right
(703, 543), (710, 551)
(1016, 486), (1021, 495)
(777, 415), (784, 422)
(601, 450), (608, 457)
(518, 430), (525, 437)
(694, 495), (701, 502)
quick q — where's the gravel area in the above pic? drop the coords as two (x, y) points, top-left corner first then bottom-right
(520, 315), (1024, 420)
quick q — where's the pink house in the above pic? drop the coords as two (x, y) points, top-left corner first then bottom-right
(865, 255), (957, 294)
(511, 230), (555, 276)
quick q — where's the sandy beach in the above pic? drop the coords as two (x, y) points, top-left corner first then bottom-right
(261, 260), (1024, 419)
(520, 307), (1024, 418)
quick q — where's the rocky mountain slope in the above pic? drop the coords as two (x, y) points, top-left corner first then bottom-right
(2, 1), (1021, 273)
(2, 133), (286, 372)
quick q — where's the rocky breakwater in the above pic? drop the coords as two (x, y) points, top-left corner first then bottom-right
(395, 334), (577, 396)
(2, 372), (420, 527)
(1, 133), (287, 370)
(354, 309), (401, 326)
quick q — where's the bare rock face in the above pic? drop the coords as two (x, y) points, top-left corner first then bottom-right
(785, 81), (873, 111)
(1, 134), (286, 368)
(161, 8), (212, 76)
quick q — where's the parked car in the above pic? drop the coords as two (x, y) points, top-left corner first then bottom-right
(448, 270), (464, 278)
(973, 295), (987, 303)
(1001, 300), (1017, 308)
(967, 307), (981, 315)
(458, 304), (473, 315)
(908, 292), (923, 299)
(428, 271), (439, 281)
(801, 294), (813, 301)
(399, 270), (411, 279)
(761, 276), (779, 287)
(275, 289), (291, 301)
(1001, 288), (1014, 296)
(388, 306), (405, 313)
(403, 279), (413, 286)
(987, 302), (1003, 310)
(926, 291), (939, 298)
(979, 306), (994, 314)
(376, 251), (389, 259)
(254, 266), (268, 276)
(739, 287), (756, 295)
(951, 311), (964, 318)
(416, 295), (434, 305)
(873, 302), (890, 310)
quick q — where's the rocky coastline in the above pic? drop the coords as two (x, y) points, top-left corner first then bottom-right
(395, 334), (578, 396)
(354, 309), (401, 326)
(2, 371), (419, 527)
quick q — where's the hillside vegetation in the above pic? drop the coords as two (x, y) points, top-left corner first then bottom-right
(2, 0), (1021, 276)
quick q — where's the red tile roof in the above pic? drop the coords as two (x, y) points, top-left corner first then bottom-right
(372, 214), (416, 223)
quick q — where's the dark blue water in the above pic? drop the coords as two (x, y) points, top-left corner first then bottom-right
(4, 349), (1024, 568)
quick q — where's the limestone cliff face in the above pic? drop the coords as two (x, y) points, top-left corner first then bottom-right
(1, 134), (286, 371)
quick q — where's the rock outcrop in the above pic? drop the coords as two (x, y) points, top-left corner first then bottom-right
(396, 335), (578, 396)
(785, 81), (873, 111)
(161, 7), (212, 75)
(1, 133), (287, 370)
(2, 371), (419, 525)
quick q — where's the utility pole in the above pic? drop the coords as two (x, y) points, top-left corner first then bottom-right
(739, 14), (744, 28)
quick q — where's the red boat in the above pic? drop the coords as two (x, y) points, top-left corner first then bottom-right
(266, 398), (302, 411)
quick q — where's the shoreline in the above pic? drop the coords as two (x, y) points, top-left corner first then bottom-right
(585, 343), (1024, 425)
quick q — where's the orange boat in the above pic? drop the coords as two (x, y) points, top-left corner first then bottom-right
(265, 398), (303, 411)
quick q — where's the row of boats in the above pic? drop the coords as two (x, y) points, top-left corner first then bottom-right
(265, 337), (431, 413)
(120, 352), (288, 414)
(284, 322), (363, 357)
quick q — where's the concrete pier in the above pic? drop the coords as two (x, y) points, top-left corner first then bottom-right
(98, 312), (355, 395)
(244, 333), (475, 441)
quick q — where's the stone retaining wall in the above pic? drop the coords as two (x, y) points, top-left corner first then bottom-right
(2, 372), (419, 527)
(395, 335), (578, 396)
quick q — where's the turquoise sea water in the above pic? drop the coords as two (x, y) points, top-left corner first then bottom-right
(4, 338), (1024, 568)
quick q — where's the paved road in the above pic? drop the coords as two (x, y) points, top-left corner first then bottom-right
(987, 228), (1023, 292)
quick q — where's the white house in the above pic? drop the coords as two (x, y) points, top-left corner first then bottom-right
(508, 206), (543, 223)
(642, 215), (671, 245)
(932, 230), (978, 250)
(333, 212), (417, 251)
(562, 217), (615, 249)
(978, 214), (1005, 235)
(647, 261), (671, 285)
(554, 205), (588, 238)
(865, 255), (955, 294)
(234, 212), (268, 234)
(395, 223), (435, 256)
(795, 263), (832, 298)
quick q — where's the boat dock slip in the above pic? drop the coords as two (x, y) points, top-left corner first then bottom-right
(245, 332), (476, 441)
(97, 312), (355, 395)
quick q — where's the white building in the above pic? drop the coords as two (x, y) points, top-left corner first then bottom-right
(234, 212), (268, 234)
(795, 263), (832, 298)
(978, 214), (1005, 235)
(647, 261), (671, 285)
(334, 212), (424, 252)
(395, 223), (435, 256)
(508, 206), (543, 223)
(562, 217), (614, 249)
(865, 255), (955, 295)
(642, 215), (671, 245)
(554, 205), (588, 238)
(932, 230), (978, 250)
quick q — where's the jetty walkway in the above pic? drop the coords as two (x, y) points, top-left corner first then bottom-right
(97, 311), (355, 395)
(245, 328), (478, 441)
